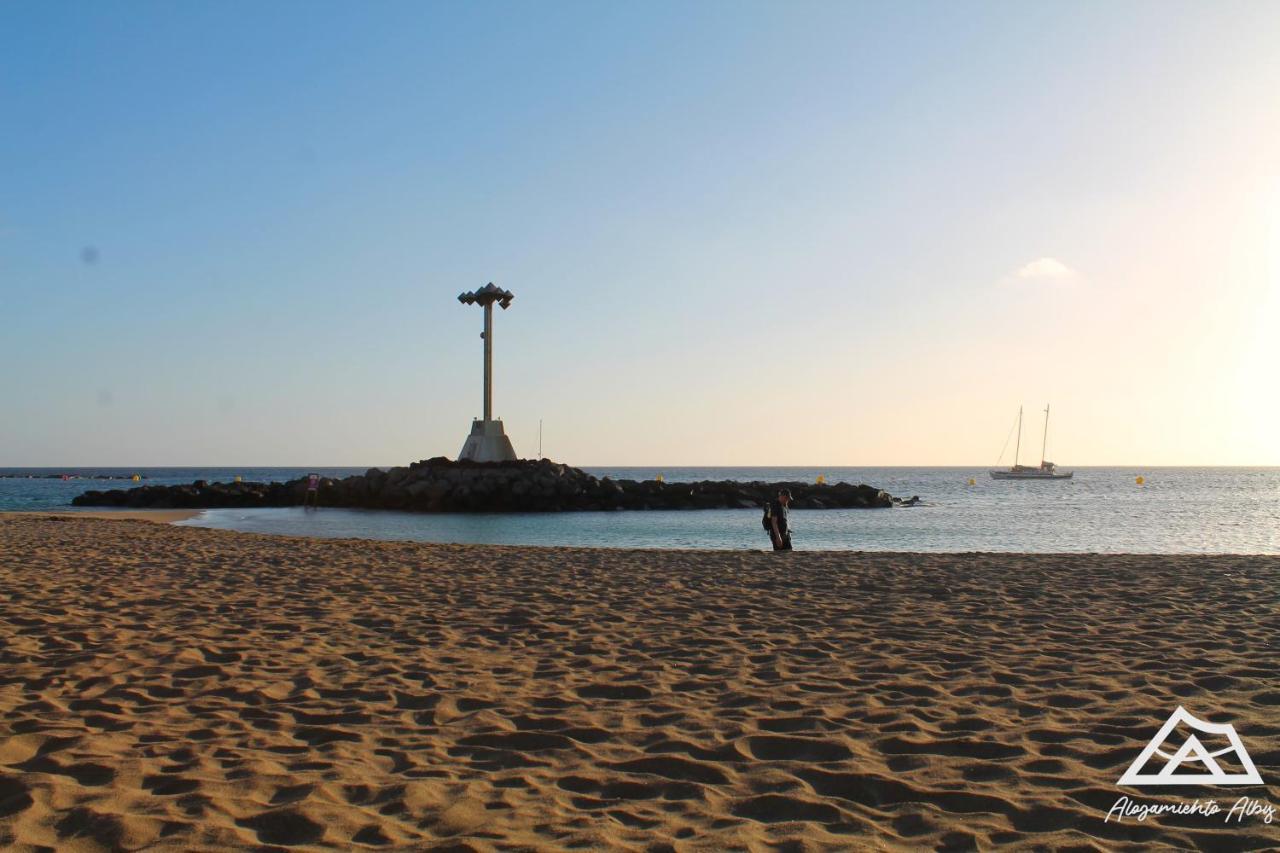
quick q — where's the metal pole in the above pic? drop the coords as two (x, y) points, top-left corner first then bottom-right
(1041, 404), (1050, 465)
(483, 302), (493, 422)
(1013, 404), (1024, 466)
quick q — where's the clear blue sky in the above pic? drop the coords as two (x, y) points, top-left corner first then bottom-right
(3, 1), (1278, 465)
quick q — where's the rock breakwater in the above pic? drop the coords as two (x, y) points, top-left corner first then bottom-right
(73, 458), (909, 512)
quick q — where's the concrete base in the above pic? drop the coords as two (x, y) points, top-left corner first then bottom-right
(458, 419), (517, 463)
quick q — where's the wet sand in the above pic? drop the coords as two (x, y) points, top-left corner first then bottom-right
(7, 510), (202, 524)
(0, 515), (1277, 851)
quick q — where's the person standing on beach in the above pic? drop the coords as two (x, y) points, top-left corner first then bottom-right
(765, 488), (793, 550)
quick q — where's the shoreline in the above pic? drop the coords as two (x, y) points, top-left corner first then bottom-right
(5, 508), (1278, 556)
(3, 508), (203, 523)
(1, 516), (1277, 849)
(10, 507), (1280, 557)
(6, 466), (1276, 552)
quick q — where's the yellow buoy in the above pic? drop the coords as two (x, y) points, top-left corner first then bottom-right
(816, 474), (826, 485)
(131, 474), (140, 482)
(655, 473), (664, 483)
(968, 477), (976, 486)
(1136, 475), (1145, 486)
(234, 475), (242, 483)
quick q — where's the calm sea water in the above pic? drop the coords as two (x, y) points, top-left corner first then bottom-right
(3, 466), (1277, 553)
(0, 468), (365, 512)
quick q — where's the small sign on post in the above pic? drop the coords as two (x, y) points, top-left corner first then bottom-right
(304, 473), (320, 509)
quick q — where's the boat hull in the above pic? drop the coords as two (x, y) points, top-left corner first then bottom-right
(989, 470), (1073, 480)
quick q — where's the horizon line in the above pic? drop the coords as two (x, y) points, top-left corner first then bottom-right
(3, 463), (1279, 470)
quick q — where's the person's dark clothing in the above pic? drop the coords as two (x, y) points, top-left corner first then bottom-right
(767, 499), (792, 550)
(767, 499), (790, 534)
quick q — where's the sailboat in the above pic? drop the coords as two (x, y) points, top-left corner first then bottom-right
(990, 405), (1073, 480)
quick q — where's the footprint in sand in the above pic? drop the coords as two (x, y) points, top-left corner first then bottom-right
(576, 683), (652, 700)
(236, 808), (325, 846)
(742, 736), (853, 762)
(0, 776), (33, 818)
(54, 807), (130, 849)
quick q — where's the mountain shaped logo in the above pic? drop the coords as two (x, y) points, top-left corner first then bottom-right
(1118, 706), (1263, 786)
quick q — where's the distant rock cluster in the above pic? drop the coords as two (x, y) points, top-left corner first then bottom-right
(73, 458), (910, 512)
(1, 474), (147, 480)
(75, 479), (293, 509)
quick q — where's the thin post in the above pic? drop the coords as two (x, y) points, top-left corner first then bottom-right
(1041, 404), (1050, 465)
(456, 283), (516, 462)
(538, 419), (543, 459)
(483, 302), (493, 421)
(1014, 405), (1022, 467)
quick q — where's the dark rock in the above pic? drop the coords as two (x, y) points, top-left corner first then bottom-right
(72, 460), (906, 514)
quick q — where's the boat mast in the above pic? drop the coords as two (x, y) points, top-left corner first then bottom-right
(1041, 404), (1050, 466)
(1014, 406), (1022, 467)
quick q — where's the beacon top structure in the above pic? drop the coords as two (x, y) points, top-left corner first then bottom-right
(457, 282), (514, 310)
(456, 283), (518, 462)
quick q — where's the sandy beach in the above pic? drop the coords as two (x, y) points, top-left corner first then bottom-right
(1, 514), (1277, 851)
(7, 510), (203, 524)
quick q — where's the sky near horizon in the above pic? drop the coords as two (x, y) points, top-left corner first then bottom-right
(2, 1), (1278, 466)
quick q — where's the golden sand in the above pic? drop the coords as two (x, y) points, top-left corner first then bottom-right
(8, 510), (202, 524)
(0, 515), (1276, 850)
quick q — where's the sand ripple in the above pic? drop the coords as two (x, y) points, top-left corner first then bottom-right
(1, 515), (1277, 850)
